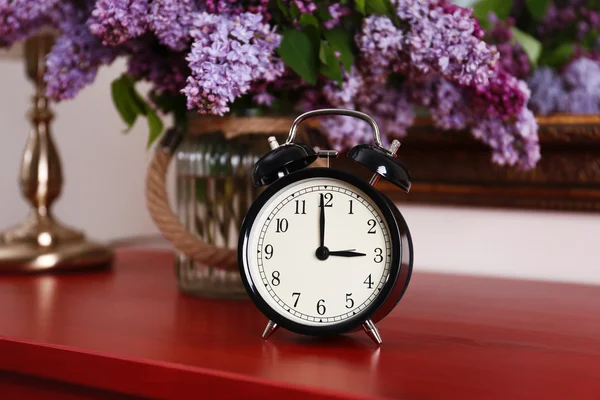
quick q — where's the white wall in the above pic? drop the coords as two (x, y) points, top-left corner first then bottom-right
(1, 60), (599, 285)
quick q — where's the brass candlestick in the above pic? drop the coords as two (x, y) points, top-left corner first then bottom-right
(0, 33), (113, 272)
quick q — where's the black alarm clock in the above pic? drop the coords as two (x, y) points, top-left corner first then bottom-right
(238, 109), (413, 345)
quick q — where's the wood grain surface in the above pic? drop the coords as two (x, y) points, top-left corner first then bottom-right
(0, 249), (599, 399)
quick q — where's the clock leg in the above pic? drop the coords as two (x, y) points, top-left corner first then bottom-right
(362, 319), (383, 345)
(262, 320), (279, 340)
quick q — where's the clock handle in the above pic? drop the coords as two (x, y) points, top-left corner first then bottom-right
(285, 108), (383, 148)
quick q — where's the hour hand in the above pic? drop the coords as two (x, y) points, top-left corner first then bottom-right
(328, 249), (366, 257)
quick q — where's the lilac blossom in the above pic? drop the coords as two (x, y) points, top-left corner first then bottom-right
(126, 40), (189, 94)
(355, 16), (404, 85)
(472, 108), (540, 170)
(406, 73), (539, 169)
(0, 0), (60, 46)
(427, 79), (469, 130)
(485, 14), (530, 80)
(528, 57), (600, 115)
(289, 0), (316, 15)
(471, 69), (528, 119)
(88, 0), (149, 46)
(45, 6), (118, 100)
(324, 4), (351, 30)
(147, 0), (198, 51)
(527, 66), (563, 116)
(181, 12), (284, 115)
(320, 68), (414, 149)
(356, 0), (499, 90)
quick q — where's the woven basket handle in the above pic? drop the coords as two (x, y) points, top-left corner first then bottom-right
(145, 128), (239, 271)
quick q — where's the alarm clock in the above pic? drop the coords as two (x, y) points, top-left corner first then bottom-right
(238, 109), (413, 345)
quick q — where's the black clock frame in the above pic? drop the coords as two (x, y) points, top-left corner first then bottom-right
(238, 167), (413, 337)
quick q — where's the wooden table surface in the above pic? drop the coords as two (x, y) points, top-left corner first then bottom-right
(0, 249), (599, 400)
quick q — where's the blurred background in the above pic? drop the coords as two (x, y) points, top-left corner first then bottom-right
(1, 0), (599, 285)
(1, 56), (598, 285)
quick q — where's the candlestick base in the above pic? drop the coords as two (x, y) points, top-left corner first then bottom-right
(0, 216), (113, 273)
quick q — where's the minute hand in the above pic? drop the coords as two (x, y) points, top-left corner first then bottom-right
(328, 250), (366, 257)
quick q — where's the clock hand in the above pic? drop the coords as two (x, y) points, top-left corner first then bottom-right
(319, 193), (325, 249)
(328, 250), (367, 257)
(315, 194), (329, 261)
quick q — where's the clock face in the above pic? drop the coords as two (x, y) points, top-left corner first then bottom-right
(244, 176), (393, 328)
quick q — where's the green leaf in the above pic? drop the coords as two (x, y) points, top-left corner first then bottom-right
(511, 27), (542, 66)
(539, 42), (575, 68)
(110, 74), (165, 146)
(277, 29), (318, 85)
(277, 0), (290, 17)
(365, 0), (391, 16)
(289, 2), (300, 19)
(319, 41), (343, 84)
(355, 0), (366, 14)
(299, 13), (319, 28)
(472, 0), (513, 26)
(303, 25), (321, 55)
(324, 28), (354, 71)
(315, 6), (333, 21)
(111, 76), (138, 128)
(525, 0), (550, 20)
(146, 107), (164, 148)
(275, 0), (289, 17)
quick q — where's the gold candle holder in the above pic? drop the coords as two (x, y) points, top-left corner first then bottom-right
(0, 32), (113, 272)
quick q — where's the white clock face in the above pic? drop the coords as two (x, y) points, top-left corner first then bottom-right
(245, 176), (392, 327)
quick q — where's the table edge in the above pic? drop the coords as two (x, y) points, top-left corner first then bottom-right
(0, 336), (388, 400)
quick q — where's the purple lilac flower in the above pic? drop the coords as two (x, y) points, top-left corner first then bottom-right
(320, 115), (372, 150)
(527, 66), (563, 115)
(204, 0), (243, 14)
(126, 40), (189, 94)
(322, 66), (363, 107)
(538, 1), (599, 41)
(485, 14), (530, 80)
(406, 73), (539, 169)
(355, 16), (404, 85)
(0, 0), (60, 46)
(428, 79), (469, 130)
(439, 0), (485, 39)
(356, 0), (499, 89)
(361, 87), (414, 144)
(182, 12), (284, 115)
(528, 57), (600, 115)
(471, 69), (528, 119)
(557, 57), (600, 114)
(320, 68), (414, 149)
(45, 5), (118, 100)
(405, 3), (498, 87)
(289, 0), (317, 15)
(324, 3), (351, 29)
(472, 108), (540, 170)
(247, 0), (271, 22)
(88, 0), (149, 46)
(557, 89), (600, 114)
(563, 57), (600, 91)
(147, 0), (199, 51)
(253, 90), (275, 106)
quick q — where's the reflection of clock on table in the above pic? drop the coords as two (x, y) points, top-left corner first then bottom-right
(238, 109), (414, 345)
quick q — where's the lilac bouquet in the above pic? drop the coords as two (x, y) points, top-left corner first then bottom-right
(0, 0), (541, 170)
(471, 0), (600, 116)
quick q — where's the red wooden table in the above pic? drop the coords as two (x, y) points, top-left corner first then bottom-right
(0, 249), (599, 399)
